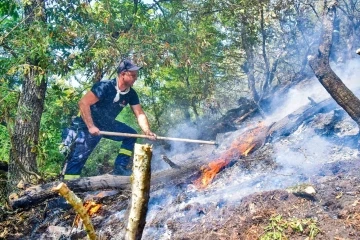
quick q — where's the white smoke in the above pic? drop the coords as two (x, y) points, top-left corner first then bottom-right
(332, 58), (360, 91)
(151, 121), (205, 172)
(266, 58), (360, 123)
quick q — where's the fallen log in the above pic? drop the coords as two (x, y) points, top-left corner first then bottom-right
(9, 97), (341, 210)
(193, 97), (340, 188)
(9, 163), (202, 210)
(10, 175), (131, 209)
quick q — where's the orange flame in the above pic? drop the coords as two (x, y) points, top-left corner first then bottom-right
(73, 200), (101, 227)
(193, 158), (230, 189)
(194, 124), (268, 189)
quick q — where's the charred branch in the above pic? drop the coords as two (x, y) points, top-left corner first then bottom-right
(308, 97), (317, 106)
(200, 97), (258, 140)
(161, 155), (181, 169)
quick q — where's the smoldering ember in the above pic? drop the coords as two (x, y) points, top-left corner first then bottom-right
(1, 1), (360, 240)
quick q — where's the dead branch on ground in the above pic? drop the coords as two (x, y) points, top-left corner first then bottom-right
(52, 183), (97, 240)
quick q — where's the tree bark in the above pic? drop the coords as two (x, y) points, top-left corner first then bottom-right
(308, 0), (360, 127)
(240, 20), (260, 103)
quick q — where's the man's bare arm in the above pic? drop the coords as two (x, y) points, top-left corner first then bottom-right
(131, 104), (157, 140)
(78, 91), (100, 135)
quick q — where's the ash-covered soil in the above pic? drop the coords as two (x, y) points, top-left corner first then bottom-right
(150, 160), (360, 240)
(0, 159), (359, 240)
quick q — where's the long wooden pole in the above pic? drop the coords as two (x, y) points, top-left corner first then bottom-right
(99, 131), (217, 145)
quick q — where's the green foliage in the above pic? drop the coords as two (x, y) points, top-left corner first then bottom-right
(260, 215), (321, 240)
(37, 80), (81, 174)
(0, 126), (10, 162)
(128, 0), (226, 129)
(0, 0), (19, 19)
(82, 138), (119, 176)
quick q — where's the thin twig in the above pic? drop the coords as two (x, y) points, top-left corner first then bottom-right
(0, 15), (9, 24)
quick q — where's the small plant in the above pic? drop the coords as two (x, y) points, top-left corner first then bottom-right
(260, 214), (321, 240)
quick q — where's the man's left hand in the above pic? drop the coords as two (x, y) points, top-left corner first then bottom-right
(145, 130), (157, 140)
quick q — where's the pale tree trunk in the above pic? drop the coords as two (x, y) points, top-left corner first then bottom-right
(125, 144), (152, 240)
(7, 0), (47, 196)
(260, 6), (282, 97)
(308, 0), (360, 131)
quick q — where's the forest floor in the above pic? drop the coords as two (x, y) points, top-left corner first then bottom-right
(0, 158), (359, 240)
(162, 160), (360, 239)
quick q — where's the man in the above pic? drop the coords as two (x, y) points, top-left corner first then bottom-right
(61, 59), (156, 179)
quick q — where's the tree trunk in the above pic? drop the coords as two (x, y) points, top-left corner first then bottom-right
(6, 0), (48, 198)
(242, 44), (260, 103)
(308, 0), (360, 127)
(260, 6), (271, 95)
(7, 67), (47, 194)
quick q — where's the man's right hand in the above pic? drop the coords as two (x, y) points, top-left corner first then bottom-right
(88, 126), (100, 135)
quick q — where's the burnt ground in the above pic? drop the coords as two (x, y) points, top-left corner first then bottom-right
(154, 160), (360, 240)
(0, 157), (359, 240)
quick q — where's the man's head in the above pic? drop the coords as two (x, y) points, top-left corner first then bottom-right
(117, 59), (142, 74)
(117, 60), (142, 88)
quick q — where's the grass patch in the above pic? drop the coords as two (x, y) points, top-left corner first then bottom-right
(260, 214), (321, 240)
